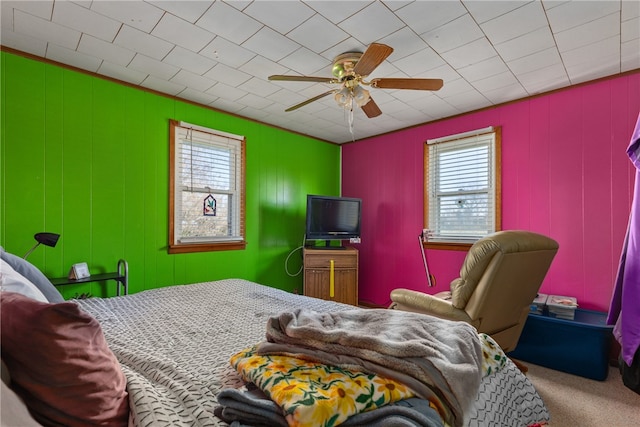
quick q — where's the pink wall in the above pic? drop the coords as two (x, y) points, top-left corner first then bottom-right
(342, 72), (640, 312)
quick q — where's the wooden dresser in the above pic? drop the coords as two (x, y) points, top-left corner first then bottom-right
(302, 247), (358, 306)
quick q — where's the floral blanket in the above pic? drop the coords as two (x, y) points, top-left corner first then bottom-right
(224, 333), (507, 427)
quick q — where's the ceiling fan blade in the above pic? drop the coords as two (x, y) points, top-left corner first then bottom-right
(284, 90), (336, 112)
(269, 75), (336, 84)
(370, 78), (444, 91)
(361, 97), (382, 118)
(353, 43), (394, 77)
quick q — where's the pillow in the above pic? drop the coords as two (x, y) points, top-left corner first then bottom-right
(0, 247), (64, 303)
(1, 380), (43, 427)
(0, 292), (129, 427)
(1, 259), (48, 303)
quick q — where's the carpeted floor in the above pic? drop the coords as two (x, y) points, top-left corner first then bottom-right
(523, 362), (640, 426)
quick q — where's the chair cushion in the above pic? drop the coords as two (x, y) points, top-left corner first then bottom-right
(0, 292), (129, 427)
(450, 238), (500, 309)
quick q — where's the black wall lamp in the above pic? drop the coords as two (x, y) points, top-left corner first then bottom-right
(23, 232), (60, 259)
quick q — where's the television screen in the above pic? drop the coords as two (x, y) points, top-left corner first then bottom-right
(305, 195), (361, 245)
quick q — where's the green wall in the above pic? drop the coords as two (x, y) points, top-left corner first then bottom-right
(1, 51), (340, 299)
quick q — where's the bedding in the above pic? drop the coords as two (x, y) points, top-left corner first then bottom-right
(1, 277), (550, 426)
(72, 279), (549, 427)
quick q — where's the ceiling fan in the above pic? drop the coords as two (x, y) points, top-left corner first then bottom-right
(268, 43), (444, 118)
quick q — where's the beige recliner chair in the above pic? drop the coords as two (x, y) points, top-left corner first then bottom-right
(389, 230), (559, 352)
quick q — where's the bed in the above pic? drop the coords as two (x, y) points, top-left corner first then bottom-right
(1, 249), (550, 427)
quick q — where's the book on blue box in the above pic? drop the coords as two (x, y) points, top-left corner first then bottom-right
(530, 293), (548, 314)
(547, 295), (578, 320)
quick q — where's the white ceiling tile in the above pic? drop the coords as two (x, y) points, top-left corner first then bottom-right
(78, 34), (135, 67)
(471, 70), (520, 92)
(621, 15), (639, 42)
(163, 46), (217, 75)
(421, 13), (483, 53)
(203, 63), (252, 87)
(392, 46), (446, 76)
(436, 77), (476, 97)
(52, 1), (120, 42)
(129, 54), (180, 80)
(238, 76), (282, 98)
(205, 82), (248, 101)
(236, 92), (275, 110)
(196, 1), (263, 44)
(113, 25), (173, 60)
(518, 62), (570, 94)
(152, 13), (214, 52)
(209, 98), (247, 114)
(440, 37), (497, 69)
(319, 37), (367, 62)
(0, 31), (48, 57)
(621, 38), (640, 72)
(244, 1), (315, 34)
(170, 69), (216, 92)
(14, 9), (80, 50)
(377, 27), (429, 61)
(148, 1), (213, 23)
(242, 26), (300, 62)
(177, 87), (218, 105)
(622, 0), (640, 20)
(507, 47), (563, 76)
(98, 60), (148, 85)
(304, 1), (371, 24)
(480, 1), (547, 45)
(554, 13), (619, 52)
(287, 13), (350, 53)
(338, 1), (405, 44)
(462, 0), (532, 24)
(46, 43), (101, 72)
(140, 74), (186, 95)
(545, 0), (620, 33)
(277, 47), (333, 76)
(395, 1), (466, 35)
(200, 36), (256, 68)
(443, 89), (490, 111)
(457, 55), (509, 82)
(561, 36), (620, 72)
(1, 0), (53, 20)
(238, 55), (289, 79)
(90, 0), (163, 33)
(482, 81), (528, 104)
(494, 26), (556, 62)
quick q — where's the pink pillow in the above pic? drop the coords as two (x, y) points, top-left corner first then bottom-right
(0, 292), (129, 427)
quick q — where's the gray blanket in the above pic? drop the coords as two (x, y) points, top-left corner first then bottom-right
(258, 308), (482, 427)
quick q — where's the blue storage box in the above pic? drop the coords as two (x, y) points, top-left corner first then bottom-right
(508, 309), (613, 380)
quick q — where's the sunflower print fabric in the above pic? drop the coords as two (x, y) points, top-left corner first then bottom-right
(230, 344), (430, 427)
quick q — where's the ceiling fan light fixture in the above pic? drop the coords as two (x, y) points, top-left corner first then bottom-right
(334, 85), (370, 109)
(334, 86), (352, 108)
(353, 85), (370, 107)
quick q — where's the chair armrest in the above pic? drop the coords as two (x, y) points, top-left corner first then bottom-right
(389, 288), (477, 326)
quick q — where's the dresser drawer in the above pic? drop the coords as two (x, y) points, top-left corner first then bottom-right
(303, 249), (358, 269)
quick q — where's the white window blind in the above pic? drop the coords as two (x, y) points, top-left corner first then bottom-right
(173, 121), (244, 245)
(426, 127), (498, 243)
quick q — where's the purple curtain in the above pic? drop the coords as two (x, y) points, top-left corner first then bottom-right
(608, 112), (640, 366)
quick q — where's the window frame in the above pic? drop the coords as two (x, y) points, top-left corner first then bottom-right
(168, 119), (246, 254)
(423, 126), (501, 250)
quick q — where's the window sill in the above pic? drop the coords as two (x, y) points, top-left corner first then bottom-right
(423, 241), (472, 251)
(168, 241), (247, 254)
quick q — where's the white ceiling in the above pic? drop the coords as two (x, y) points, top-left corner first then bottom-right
(1, 0), (639, 144)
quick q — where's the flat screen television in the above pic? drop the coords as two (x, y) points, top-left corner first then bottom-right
(305, 194), (361, 248)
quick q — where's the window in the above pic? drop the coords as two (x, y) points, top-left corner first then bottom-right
(424, 126), (501, 248)
(169, 120), (246, 254)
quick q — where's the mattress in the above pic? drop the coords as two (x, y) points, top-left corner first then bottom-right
(76, 278), (550, 427)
